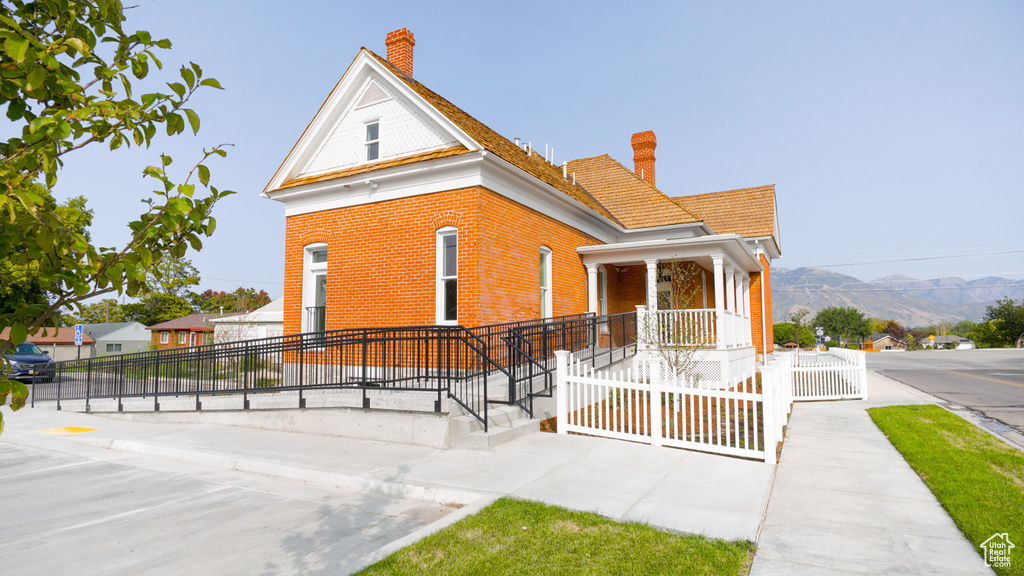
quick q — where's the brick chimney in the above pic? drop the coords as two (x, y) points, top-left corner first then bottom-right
(631, 130), (657, 187)
(385, 28), (415, 77)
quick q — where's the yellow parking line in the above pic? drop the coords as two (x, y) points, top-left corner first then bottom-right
(945, 371), (1024, 389)
(38, 427), (97, 435)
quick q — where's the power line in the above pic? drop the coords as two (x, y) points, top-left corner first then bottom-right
(776, 283), (1024, 293)
(205, 277), (283, 286)
(801, 248), (1024, 269)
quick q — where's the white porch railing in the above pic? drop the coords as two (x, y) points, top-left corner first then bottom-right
(637, 307), (752, 350)
(556, 350), (786, 464)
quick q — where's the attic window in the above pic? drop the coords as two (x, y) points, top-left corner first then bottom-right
(365, 122), (379, 161)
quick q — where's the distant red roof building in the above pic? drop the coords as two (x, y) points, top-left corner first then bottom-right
(147, 313), (243, 349)
(0, 326), (94, 346)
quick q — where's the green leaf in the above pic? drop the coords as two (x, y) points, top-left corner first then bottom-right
(11, 381), (27, 401)
(66, 37), (91, 56)
(199, 78), (223, 90)
(9, 323), (27, 345)
(180, 66), (195, 89)
(206, 217), (217, 235)
(0, 379), (11, 396)
(167, 82), (186, 98)
(24, 66), (45, 91)
(184, 108), (200, 135)
(5, 36), (29, 62)
(197, 164), (210, 186)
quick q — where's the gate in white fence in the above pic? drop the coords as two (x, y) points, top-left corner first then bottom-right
(555, 351), (789, 464)
(780, 348), (868, 401)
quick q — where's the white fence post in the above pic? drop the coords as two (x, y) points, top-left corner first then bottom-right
(555, 350), (570, 435)
(762, 363), (777, 465)
(650, 360), (663, 447)
(857, 350), (868, 400)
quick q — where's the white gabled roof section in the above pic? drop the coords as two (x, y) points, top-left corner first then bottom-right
(264, 50), (482, 194)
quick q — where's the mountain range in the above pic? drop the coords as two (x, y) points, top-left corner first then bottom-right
(771, 267), (1024, 327)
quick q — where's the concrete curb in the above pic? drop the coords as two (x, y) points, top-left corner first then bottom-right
(344, 494), (501, 574)
(108, 439), (485, 506)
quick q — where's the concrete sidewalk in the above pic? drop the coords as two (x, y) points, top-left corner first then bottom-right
(2, 404), (773, 545)
(751, 372), (993, 575)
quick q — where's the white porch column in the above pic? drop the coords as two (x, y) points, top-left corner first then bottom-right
(645, 258), (659, 313)
(712, 256), (725, 349)
(587, 264), (599, 315)
(726, 265), (736, 348)
(742, 275), (752, 346)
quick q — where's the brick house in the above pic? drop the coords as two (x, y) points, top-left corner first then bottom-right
(147, 313), (243, 350)
(264, 29), (780, 364)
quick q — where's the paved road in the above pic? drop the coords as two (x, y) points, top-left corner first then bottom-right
(0, 425), (454, 576)
(869, 349), (1024, 441)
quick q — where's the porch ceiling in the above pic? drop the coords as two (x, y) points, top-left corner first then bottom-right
(578, 234), (762, 273)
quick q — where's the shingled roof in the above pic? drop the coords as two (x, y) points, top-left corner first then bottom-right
(364, 50), (621, 223)
(566, 155), (701, 229)
(272, 49), (619, 224)
(673, 185), (776, 238)
(147, 313), (243, 331)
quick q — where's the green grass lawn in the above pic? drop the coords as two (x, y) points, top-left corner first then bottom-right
(355, 498), (755, 576)
(869, 404), (1024, 576)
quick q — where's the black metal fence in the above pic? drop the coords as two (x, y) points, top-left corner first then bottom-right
(503, 312), (637, 416)
(32, 312), (637, 431)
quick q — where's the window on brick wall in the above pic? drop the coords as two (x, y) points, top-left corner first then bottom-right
(160, 332), (168, 344)
(178, 332), (187, 345)
(540, 246), (552, 319)
(304, 244), (328, 332)
(436, 227), (458, 324)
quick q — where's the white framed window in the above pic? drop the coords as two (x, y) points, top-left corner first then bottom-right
(365, 121), (379, 161)
(178, 332), (187, 345)
(436, 227), (458, 324)
(304, 243), (328, 332)
(540, 246), (552, 319)
(159, 333), (168, 345)
(105, 343), (122, 353)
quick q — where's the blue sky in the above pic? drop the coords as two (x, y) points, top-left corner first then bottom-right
(41, 1), (1024, 299)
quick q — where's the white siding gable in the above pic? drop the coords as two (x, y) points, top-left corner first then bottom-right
(300, 76), (458, 177)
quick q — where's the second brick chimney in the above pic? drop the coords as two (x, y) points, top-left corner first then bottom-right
(631, 130), (657, 187)
(385, 28), (415, 77)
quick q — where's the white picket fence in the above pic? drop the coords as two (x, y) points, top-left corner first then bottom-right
(784, 348), (868, 401)
(555, 351), (790, 464)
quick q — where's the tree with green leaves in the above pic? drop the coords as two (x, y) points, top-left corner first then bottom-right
(63, 298), (126, 325)
(1, 182), (93, 315)
(0, 1), (233, 433)
(812, 306), (871, 348)
(974, 298), (1024, 348)
(195, 287), (272, 314)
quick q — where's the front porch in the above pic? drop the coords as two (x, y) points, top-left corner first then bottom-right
(579, 234), (762, 353)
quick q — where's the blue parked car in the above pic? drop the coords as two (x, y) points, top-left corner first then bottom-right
(4, 342), (56, 383)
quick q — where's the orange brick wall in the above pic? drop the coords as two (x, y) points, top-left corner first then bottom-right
(750, 254), (774, 356)
(282, 186), (600, 333)
(149, 329), (210, 350)
(607, 262), (717, 315)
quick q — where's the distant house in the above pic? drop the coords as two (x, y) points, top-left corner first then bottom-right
(147, 313), (243, 349)
(864, 333), (907, 352)
(924, 335), (975, 350)
(0, 326), (94, 361)
(209, 298), (284, 343)
(83, 322), (150, 356)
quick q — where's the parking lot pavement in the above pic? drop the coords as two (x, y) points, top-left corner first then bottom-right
(0, 417), (461, 576)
